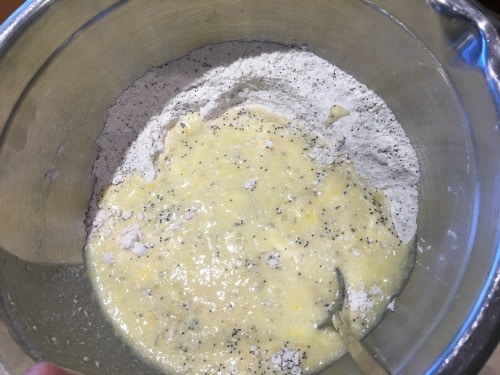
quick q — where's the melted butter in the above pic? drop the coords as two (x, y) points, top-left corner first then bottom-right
(86, 107), (413, 374)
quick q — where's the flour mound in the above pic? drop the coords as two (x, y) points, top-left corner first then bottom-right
(91, 41), (419, 243)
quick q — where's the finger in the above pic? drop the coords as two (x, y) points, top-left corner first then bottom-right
(24, 362), (72, 375)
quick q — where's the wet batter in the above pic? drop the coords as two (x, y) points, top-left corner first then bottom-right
(86, 107), (414, 374)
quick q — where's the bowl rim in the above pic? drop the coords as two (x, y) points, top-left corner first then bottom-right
(0, 0), (499, 374)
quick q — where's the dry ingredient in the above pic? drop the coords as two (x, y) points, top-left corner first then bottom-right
(89, 41), (419, 244)
(86, 42), (419, 374)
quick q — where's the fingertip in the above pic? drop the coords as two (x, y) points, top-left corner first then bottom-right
(24, 362), (72, 375)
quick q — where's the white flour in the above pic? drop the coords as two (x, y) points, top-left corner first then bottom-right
(90, 41), (419, 244)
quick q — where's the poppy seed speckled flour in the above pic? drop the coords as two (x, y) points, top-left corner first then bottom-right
(85, 41), (420, 374)
(89, 41), (419, 244)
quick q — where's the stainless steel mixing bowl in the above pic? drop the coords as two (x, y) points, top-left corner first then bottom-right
(0, 0), (499, 374)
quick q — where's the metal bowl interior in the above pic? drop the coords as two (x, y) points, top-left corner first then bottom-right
(0, 0), (498, 374)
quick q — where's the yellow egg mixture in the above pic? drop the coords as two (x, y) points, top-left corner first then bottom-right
(86, 107), (414, 374)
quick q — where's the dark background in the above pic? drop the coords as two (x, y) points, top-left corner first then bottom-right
(478, 0), (500, 14)
(1, 0), (25, 23)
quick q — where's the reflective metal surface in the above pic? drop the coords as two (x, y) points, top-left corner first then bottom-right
(0, 0), (499, 374)
(429, 0), (500, 126)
